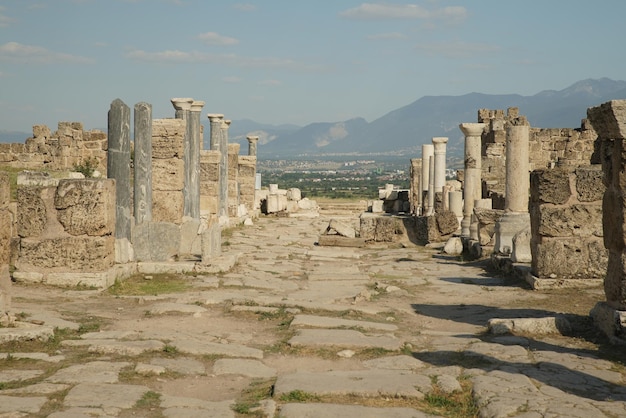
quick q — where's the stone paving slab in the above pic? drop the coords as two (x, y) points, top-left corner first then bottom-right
(274, 370), (431, 398)
(290, 314), (398, 331)
(0, 382), (71, 395)
(278, 403), (437, 418)
(213, 358), (277, 378)
(288, 329), (403, 350)
(61, 339), (165, 356)
(0, 323), (54, 344)
(0, 369), (44, 383)
(63, 382), (150, 409)
(45, 361), (131, 384)
(173, 338), (263, 359)
(363, 355), (426, 371)
(0, 394), (48, 414)
(0, 352), (65, 362)
(149, 357), (206, 375)
(160, 396), (234, 418)
(147, 302), (207, 315)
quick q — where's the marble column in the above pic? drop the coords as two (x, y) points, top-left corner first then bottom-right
(494, 123), (531, 259)
(219, 119), (231, 219)
(171, 98), (195, 218)
(107, 98), (132, 262)
(410, 158), (422, 215)
(432, 137), (448, 196)
(133, 102), (152, 225)
(427, 155), (435, 216)
(207, 114), (224, 151)
(459, 123), (486, 237)
(421, 144), (434, 215)
(247, 135), (259, 157)
(187, 100), (205, 219)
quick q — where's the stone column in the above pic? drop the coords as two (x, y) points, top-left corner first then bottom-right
(410, 158), (422, 215)
(460, 123), (486, 237)
(494, 122), (531, 260)
(207, 114), (224, 151)
(427, 155), (435, 216)
(107, 99), (132, 262)
(421, 144), (434, 215)
(449, 190), (463, 228)
(432, 137), (448, 196)
(187, 100), (205, 219)
(219, 119), (231, 220)
(171, 98), (195, 218)
(134, 102), (152, 225)
(247, 135), (259, 157)
(0, 172), (12, 325)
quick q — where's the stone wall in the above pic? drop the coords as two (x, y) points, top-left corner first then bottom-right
(0, 172), (12, 322)
(529, 166), (606, 285)
(151, 118), (185, 224)
(13, 177), (116, 285)
(0, 122), (107, 173)
(478, 108), (599, 208)
(238, 155), (257, 214)
(228, 143), (240, 217)
(200, 150), (220, 216)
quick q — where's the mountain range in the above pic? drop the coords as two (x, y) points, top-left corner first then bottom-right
(2, 78), (625, 159)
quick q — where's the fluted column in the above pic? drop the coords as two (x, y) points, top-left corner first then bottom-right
(247, 135), (259, 157)
(421, 144), (434, 215)
(459, 123), (486, 237)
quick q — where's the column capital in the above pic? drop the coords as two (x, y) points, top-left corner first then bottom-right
(207, 113), (224, 122)
(459, 122), (486, 137)
(190, 100), (205, 113)
(170, 98), (194, 111)
(432, 136), (448, 144)
(222, 120), (232, 128)
(246, 135), (259, 143)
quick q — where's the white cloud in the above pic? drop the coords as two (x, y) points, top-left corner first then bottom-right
(259, 79), (281, 86)
(339, 3), (466, 21)
(126, 49), (327, 71)
(222, 76), (242, 83)
(0, 42), (94, 64)
(0, 6), (15, 27)
(414, 41), (500, 58)
(233, 3), (256, 12)
(197, 32), (239, 46)
(366, 32), (406, 40)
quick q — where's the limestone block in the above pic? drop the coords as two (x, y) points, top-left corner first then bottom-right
(287, 188), (301, 201)
(17, 187), (49, 238)
(152, 158), (184, 191)
(511, 226), (532, 263)
(298, 198), (318, 211)
(435, 211), (459, 236)
(359, 213), (376, 241)
(443, 237), (463, 255)
(200, 181), (219, 196)
(0, 265), (11, 318)
(200, 161), (220, 183)
(54, 179), (115, 236)
(530, 168), (572, 205)
(151, 119), (185, 159)
(33, 125), (51, 138)
(534, 204), (603, 238)
(17, 171), (59, 187)
(327, 219), (356, 238)
(532, 237), (607, 280)
(605, 250), (626, 308)
(201, 222), (221, 262)
(180, 219), (202, 257)
(587, 100), (626, 139)
(132, 222), (180, 262)
(152, 190), (184, 224)
(286, 200), (299, 213)
(0, 172), (9, 207)
(238, 163), (256, 179)
(575, 166), (604, 202)
(370, 200), (384, 213)
(0, 209), (12, 265)
(18, 236), (115, 271)
(266, 194), (287, 213)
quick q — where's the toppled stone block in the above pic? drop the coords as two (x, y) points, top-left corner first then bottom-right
(54, 179), (115, 236)
(287, 188), (301, 201)
(325, 219), (356, 238)
(488, 316), (571, 336)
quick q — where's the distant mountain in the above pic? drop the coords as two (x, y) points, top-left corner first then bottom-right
(253, 77), (626, 158)
(0, 130), (30, 144)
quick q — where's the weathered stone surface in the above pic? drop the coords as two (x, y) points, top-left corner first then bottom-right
(575, 166), (604, 202)
(213, 359), (276, 378)
(17, 187), (49, 237)
(587, 99), (626, 139)
(443, 237), (463, 255)
(0, 395), (47, 414)
(435, 210), (459, 235)
(317, 235), (366, 247)
(530, 168), (572, 205)
(474, 207), (503, 224)
(0, 209), (12, 265)
(201, 220), (221, 262)
(133, 221), (180, 262)
(0, 172), (9, 207)
(46, 361), (130, 384)
(152, 158), (185, 191)
(18, 236), (115, 271)
(288, 329), (402, 350)
(152, 190), (184, 224)
(327, 219), (356, 238)
(279, 403), (429, 418)
(55, 179), (115, 236)
(63, 383), (150, 409)
(179, 218), (201, 256)
(605, 250), (626, 309)
(534, 204), (603, 238)
(532, 237), (607, 279)
(152, 118), (185, 159)
(290, 314), (398, 331)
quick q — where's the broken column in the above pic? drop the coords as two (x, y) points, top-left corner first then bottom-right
(421, 144), (434, 215)
(0, 172), (12, 324)
(133, 102), (152, 225)
(410, 158), (422, 215)
(107, 98), (133, 262)
(460, 123), (486, 238)
(494, 119), (531, 261)
(247, 135), (259, 157)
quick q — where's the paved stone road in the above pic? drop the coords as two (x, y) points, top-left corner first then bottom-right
(0, 207), (624, 417)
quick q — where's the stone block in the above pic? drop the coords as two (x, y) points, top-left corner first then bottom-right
(238, 164), (256, 179)
(602, 187), (626, 249)
(534, 204), (603, 238)
(201, 222), (221, 262)
(587, 100), (626, 139)
(287, 188), (301, 201)
(435, 211), (459, 236)
(18, 236), (115, 271)
(370, 200), (384, 213)
(179, 218), (202, 257)
(266, 194), (287, 213)
(200, 162), (220, 183)
(152, 158), (184, 191)
(54, 179), (115, 236)
(132, 222), (180, 262)
(532, 237), (607, 280)
(530, 168), (571, 205)
(17, 187), (51, 238)
(152, 190), (184, 224)
(33, 125), (51, 138)
(0, 209), (12, 265)
(0, 172), (9, 207)
(298, 198), (318, 211)
(151, 119), (185, 159)
(575, 165), (604, 202)
(359, 213), (376, 241)
(17, 171), (59, 187)
(327, 219), (356, 238)
(0, 265), (11, 318)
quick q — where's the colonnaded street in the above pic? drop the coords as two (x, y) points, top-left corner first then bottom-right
(0, 203), (624, 418)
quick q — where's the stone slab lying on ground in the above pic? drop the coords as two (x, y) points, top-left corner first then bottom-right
(278, 403), (434, 418)
(0, 322), (55, 344)
(63, 382), (150, 409)
(0, 395), (48, 414)
(150, 357), (206, 375)
(147, 302), (208, 315)
(0, 382), (71, 395)
(362, 355), (426, 371)
(318, 235), (366, 247)
(0, 352), (65, 362)
(488, 316), (572, 335)
(288, 329), (403, 350)
(212, 358), (277, 378)
(45, 361), (131, 384)
(61, 339), (165, 356)
(274, 369), (431, 398)
(173, 338), (263, 359)
(160, 396), (234, 418)
(290, 314), (398, 331)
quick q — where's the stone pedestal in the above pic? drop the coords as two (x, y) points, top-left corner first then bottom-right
(460, 123), (486, 237)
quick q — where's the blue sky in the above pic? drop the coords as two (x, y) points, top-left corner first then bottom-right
(1, 0), (625, 133)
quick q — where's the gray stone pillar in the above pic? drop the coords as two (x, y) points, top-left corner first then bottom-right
(432, 137), (448, 194)
(427, 155), (435, 216)
(421, 144), (434, 215)
(247, 135), (259, 157)
(171, 98), (195, 218)
(410, 158), (422, 215)
(219, 119), (231, 220)
(494, 123), (531, 259)
(460, 123), (486, 237)
(187, 100), (205, 219)
(207, 113), (224, 151)
(107, 98), (133, 262)
(133, 102), (152, 225)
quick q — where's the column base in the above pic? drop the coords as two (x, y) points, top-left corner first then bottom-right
(494, 212), (530, 259)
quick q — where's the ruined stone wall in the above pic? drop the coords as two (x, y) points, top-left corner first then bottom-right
(0, 172), (12, 319)
(478, 108), (599, 208)
(0, 122), (107, 173)
(529, 166), (606, 282)
(228, 143), (240, 217)
(151, 119), (185, 224)
(200, 150), (220, 215)
(238, 155), (257, 214)
(14, 178), (116, 284)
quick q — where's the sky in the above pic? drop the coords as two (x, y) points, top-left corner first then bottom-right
(1, 0), (625, 134)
